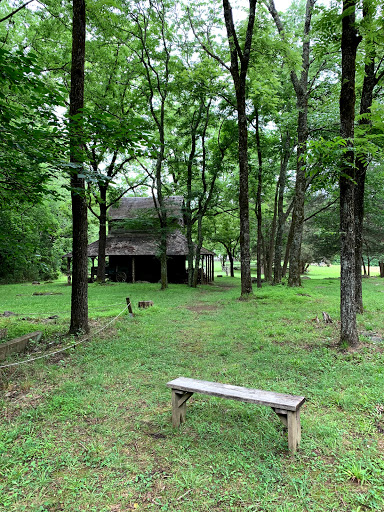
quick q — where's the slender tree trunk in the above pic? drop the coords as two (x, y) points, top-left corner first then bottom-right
(282, 218), (294, 278)
(96, 186), (107, 283)
(236, 87), (253, 295)
(273, 133), (291, 284)
(186, 222), (194, 287)
(355, 0), (376, 313)
(339, 0), (360, 347)
(265, 185), (278, 281)
(222, 0), (256, 297)
(267, 0), (314, 287)
(69, 0), (88, 335)
(156, 114), (168, 290)
(255, 109), (263, 288)
(228, 251), (235, 277)
(192, 215), (204, 287)
(185, 100), (208, 288)
(288, 93), (308, 287)
(135, 6), (170, 291)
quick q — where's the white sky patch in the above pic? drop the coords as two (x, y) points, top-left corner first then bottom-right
(232, 0), (331, 22)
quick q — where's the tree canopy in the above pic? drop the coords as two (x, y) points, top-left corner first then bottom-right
(2, 0), (384, 344)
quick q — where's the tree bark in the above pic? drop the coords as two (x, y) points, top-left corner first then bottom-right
(237, 91), (252, 295)
(282, 217), (294, 278)
(134, 4), (170, 291)
(69, 0), (88, 335)
(339, 0), (360, 347)
(354, 0), (376, 313)
(273, 133), (291, 284)
(264, 184), (278, 282)
(192, 216), (204, 287)
(288, 92), (307, 287)
(222, 0), (256, 297)
(228, 250), (235, 277)
(255, 109), (263, 288)
(267, 0), (314, 287)
(185, 101), (205, 287)
(96, 185), (107, 283)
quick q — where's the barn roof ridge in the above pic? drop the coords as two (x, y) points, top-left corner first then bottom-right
(109, 195), (184, 220)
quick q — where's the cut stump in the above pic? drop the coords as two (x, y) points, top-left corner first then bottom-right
(138, 301), (153, 309)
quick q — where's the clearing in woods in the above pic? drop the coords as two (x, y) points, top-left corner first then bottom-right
(0, 267), (384, 511)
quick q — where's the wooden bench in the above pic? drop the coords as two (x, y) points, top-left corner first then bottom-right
(167, 377), (305, 453)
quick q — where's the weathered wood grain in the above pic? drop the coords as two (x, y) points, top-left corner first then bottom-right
(167, 377), (305, 453)
(167, 377), (305, 411)
(171, 390), (192, 427)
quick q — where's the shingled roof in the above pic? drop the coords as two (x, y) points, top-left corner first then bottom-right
(63, 195), (214, 258)
(66, 230), (213, 258)
(109, 196), (184, 222)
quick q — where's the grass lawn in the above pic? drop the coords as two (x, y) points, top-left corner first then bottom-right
(1, 267), (384, 511)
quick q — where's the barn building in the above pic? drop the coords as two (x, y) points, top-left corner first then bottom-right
(64, 196), (215, 284)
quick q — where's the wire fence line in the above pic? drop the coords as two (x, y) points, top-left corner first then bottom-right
(0, 305), (129, 369)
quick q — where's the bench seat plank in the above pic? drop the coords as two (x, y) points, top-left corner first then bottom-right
(167, 377), (305, 411)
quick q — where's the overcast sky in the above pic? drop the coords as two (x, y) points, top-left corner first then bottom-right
(232, 0), (332, 23)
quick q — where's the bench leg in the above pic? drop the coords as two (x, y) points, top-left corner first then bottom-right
(287, 409), (301, 453)
(171, 390), (193, 427)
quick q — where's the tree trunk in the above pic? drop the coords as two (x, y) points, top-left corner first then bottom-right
(267, 0), (314, 288)
(222, 0), (256, 297)
(228, 251), (235, 277)
(186, 222), (194, 287)
(185, 102), (204, 287)
(156, 108), (168, 290)
(255, 109), (263, 288)
(96, 186), (107, 283)
(287, 0), (314, 287)
(265, 184), (278, 282)
(274, 133), (291, 284)
(355, 0), (376, 313)
(236, 87), (252, 296)
(288, 94), (307, 287)
(69, 0), (88, 335)
(192, 216), (204, 287)
(339, 0), (360, 347)
(282, 218), (294, 278)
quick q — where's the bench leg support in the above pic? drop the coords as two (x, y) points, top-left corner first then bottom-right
(287, 410), (301, 453)
(273, 407), (302, 453)
(273, 408), (288, 427)
(171, 390), (193, 427)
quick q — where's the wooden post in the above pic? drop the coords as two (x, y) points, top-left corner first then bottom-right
(171, 390), (193, 427)
(126, 297), (134, 317)
(132, 256), (136, 283)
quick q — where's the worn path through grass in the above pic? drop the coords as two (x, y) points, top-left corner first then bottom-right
(1, 270), (384, 511)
